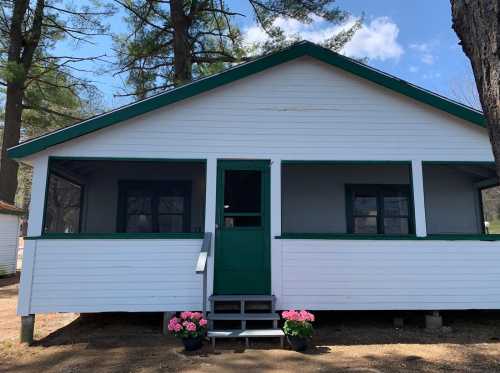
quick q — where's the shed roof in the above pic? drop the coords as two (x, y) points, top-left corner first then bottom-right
(7, 41), (486, 159)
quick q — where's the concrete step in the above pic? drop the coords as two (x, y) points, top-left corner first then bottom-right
(207, 313), (280, 321)
(208, 329), (284, 338)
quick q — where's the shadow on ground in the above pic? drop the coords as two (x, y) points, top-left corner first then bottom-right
(3, 310), (500, 372)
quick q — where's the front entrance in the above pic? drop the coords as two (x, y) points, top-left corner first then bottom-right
(214, 160), (271, 294)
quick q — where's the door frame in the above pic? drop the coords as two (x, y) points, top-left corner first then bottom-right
(214, 159), (271, 294)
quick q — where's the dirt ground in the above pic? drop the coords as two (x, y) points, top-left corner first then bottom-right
(2, 276), (500, 372)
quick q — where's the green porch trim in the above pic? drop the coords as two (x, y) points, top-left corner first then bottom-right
(25, 232), (204, 240)
(422, 161), (495, 166)
(48, 156), (207, 163)
(276, 233), (500, 241)
(282, 160), (412, 166)
(8, 41), (485, 159)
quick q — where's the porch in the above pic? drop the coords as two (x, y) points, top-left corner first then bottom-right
(19, 158), (500, 317)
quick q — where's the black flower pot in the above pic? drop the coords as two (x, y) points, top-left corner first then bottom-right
(287, 335), (308, 351)
(182, 336), (203, 351)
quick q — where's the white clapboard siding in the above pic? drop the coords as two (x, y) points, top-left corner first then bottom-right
(40, 57), (492, 162)
(28, 239), (203, 314)
(277, 239), (500, 310)
(0, 214), (19, 275)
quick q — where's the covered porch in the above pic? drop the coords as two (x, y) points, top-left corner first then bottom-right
(19, 157), (500, 317)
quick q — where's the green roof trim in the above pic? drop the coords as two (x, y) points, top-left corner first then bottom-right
(7, 41), (486, 159)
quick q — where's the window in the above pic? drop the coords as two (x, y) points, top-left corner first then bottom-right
(44, 173), (83, 233)
(346, 185), (412, 235)
(223, 170), (262, 227)
(118, 181), (191, 233)
(480, 185), (500, 234)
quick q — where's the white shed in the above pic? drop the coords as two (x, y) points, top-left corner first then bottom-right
(0, 201), (23, 276)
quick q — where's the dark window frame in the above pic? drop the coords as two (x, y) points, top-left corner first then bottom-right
(117, 180), (192, 233)
(478, 183), (500, 234)
(346, 184), (414, 235)
(43, 171), (84, 234)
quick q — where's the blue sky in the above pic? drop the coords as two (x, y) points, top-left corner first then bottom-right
(64, 1), (478, 110)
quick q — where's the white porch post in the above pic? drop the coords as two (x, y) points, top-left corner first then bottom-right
(270, 159), (283, 302)
(204, 158), (217, 304)
(18, 156), (48, 317)
(411, 160), (427, 237)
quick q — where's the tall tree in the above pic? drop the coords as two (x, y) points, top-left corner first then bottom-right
(115, 0), (360, 98)
(451, 0), (500, 176)
(0, 0), (113, 204)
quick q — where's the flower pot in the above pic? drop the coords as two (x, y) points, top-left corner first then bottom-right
(287, 335), (308, 351)
(182, 336), (203, 351)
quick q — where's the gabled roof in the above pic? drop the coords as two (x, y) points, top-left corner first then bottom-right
(8, 41), (486, 159)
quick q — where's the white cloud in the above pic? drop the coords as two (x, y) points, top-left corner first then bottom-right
(410, 42), (437, 65)
(409, 66), (419, 73)
(243, 16), (404, 62)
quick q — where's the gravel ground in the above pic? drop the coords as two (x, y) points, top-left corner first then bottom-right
(2, 275), (500, 372)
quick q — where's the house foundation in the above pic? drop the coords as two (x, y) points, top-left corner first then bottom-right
(20, 314), (35, 344)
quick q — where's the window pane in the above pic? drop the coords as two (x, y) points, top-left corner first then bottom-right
(224, 215), (261, 228)
(159, 196), (184, 214)
(158, 214), (184, 232)
(353, 196), (377, 216)
(44, 174), (82, 233)
(384, 196), (409, 216)
(127, 195), (152, 214)
(481, 186), (500, 233)
(127, 214), (153, 233)
(224, 170), (261, 213)
(354, 217), (378, 234)
(384, 217), (409, 235)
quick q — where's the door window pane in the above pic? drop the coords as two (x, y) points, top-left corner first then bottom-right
(159, 196), (184, 214)
(44, 174), (82, 233)
(224, 215), (261, 228)
(224, 170), (261, 213)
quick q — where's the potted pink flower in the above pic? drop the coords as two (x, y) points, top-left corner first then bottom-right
(282, 310), (315, 351)
(167, 311), (208, 351)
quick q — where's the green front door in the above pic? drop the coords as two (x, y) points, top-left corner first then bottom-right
(214, 160), (271, 295)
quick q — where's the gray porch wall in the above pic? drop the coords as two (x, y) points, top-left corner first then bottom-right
(82, 162), (206, 233)
(282, 164), (484, 234)
(423, 165), (482, 234)
(282, 165), (411, 233)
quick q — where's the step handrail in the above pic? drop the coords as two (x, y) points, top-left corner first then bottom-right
(196, 232), (212, 317)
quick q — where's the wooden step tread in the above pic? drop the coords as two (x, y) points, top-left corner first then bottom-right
(208, 329), (284, 338)
(210, 295), (275, 302)
(207, 313), (280, 321)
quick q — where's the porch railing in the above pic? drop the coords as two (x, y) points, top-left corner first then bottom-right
(196, 232), (212, 317)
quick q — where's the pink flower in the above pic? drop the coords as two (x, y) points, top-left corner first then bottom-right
(282, 309), (314, 323)
(174, 323), (182, 332)
(180, 311), (193, 320)
(186, 322), (197, 332)
(167, 317), (180, 331)
(191, 312), (203, 320)
(199, 318), (208, 327)
(299, 310), (315, 322)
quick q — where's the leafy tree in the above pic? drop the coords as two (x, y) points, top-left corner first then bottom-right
(115, 0), (360, 98)
(0, 0), (113, 204)
(451, 1), (500, 177)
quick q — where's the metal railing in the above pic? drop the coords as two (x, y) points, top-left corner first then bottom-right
(196, 232), (212, 317)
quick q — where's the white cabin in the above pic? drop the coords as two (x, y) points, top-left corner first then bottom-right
(0, 201), (22, 276)
(9, 41), (500, 317)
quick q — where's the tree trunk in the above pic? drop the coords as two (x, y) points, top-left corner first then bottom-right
(0, 0), (45, 203)
(170, 0), (192, 85)
(0, 0), (30, 203)
(451, 0), (500, 177)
